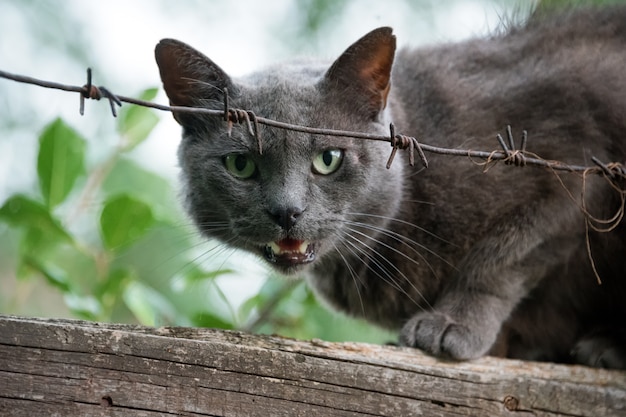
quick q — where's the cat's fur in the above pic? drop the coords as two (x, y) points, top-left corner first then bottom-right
(155, 5), (626, 368)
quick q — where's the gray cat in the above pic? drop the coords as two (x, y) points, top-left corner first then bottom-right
(155, 5), (626, 368)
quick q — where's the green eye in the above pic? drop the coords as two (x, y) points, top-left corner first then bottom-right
(312, 149), (344, 175)
(223, 154), (256, 179)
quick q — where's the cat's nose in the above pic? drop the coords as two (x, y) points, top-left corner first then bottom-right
(269, 206), (303, 231)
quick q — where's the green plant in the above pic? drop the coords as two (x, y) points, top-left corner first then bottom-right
(0, 88), (225, 325)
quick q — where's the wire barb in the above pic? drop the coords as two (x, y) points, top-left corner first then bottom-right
(496, 125), (527, 167)
(386, 123), (428, 169)
(79, 68), (122, 117)
(592, 156), (616, 179)
(222, 89), (263, 154)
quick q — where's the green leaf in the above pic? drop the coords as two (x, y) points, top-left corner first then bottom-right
(117, 88), (160, 151)
(139, 87), (159, 102)
(181, 266), (234, 284)
(96, 268), (132, 300)
(37, 118), (86, 208)
(191, 311), (235, 330)
(123, 280), (177, 326)
(63, 293), (102, 320)
(102, 157), (179, 221)
(100, 194), (155, 250)
(20, 255), (72, 292)
(0, 194), (72, 244)
(98, 268), (139, 323)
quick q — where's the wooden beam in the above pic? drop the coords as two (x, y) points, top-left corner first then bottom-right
(0, 315), (624, 416)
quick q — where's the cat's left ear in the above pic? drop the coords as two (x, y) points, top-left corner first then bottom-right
(322, 27), (396, 120)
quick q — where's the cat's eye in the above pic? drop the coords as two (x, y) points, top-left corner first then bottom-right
(312, 149), (344, 175)
(223, 154), (257, 179)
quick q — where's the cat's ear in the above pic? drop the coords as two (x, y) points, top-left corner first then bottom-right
(155, 39), (234, 126)
(322, 27), (396, 120)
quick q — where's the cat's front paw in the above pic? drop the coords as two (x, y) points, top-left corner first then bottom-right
(400, 311), (496, 360)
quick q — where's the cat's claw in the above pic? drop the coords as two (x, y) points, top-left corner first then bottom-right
(400, 311), (494, 360)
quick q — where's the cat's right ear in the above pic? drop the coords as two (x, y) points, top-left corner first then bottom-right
(155, 39), (234, 126)
(322, 27), (396, 121)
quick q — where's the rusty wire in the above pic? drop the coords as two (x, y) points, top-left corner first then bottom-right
(2, 67), (623, 286)
(1, 67), (625, 183)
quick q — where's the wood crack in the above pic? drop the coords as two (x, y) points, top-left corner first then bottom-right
(1, 315), (624, 417)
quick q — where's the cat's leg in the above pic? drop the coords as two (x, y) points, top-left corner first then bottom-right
(400, 202), (581, 360)
(400, 262), (545, 360)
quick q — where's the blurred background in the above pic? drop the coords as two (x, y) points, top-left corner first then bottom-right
(0, 0), (598, 343)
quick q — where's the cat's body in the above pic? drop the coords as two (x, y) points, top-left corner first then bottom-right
(156, 6), (626, 368)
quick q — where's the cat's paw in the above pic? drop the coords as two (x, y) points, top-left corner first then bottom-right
(571, 332), (626, 370)
(400, 311), (496, 360)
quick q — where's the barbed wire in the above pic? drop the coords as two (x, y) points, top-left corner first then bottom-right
(1, 67), (625, 182)
(2, 67), (623, 285)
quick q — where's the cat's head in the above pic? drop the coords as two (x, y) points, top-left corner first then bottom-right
(155, 27), (405, 275)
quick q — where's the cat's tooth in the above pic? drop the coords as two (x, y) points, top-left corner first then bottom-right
(269, 241), (282, 255)
(264, 240), (315, 265)
(268, 240), (311, 256)
(298, 241), (309, 254)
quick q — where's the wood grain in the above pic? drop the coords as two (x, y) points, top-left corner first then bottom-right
(0, 315), (624, 416)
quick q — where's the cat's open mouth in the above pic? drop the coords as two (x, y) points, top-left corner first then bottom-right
(263, 238), (316, 267)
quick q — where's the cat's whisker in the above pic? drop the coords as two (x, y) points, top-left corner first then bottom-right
(405, 166), (428, 178)
(178, 223), (231, 236)
(338, 233), (405, 295)
(345, 211), (455, 247)
(344, 222), (427, 264)
(193, 225), (232, 234)
(331, 242), (366, 316)
(176, 237), (239, 276)
(344, 231), (433, 310)
(403, 199), (436, 206)
(338, 230), (427, 309)
(344, 225), (431, 277)
(343, 220), (455, 274)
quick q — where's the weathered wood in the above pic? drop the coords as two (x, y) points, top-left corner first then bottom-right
(0, 315), (624, 416)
